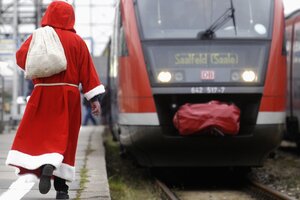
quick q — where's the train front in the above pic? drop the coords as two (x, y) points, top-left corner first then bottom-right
(117, 0), (287, 167)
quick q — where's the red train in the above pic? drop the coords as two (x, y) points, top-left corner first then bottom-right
(285, 9), (300, 150)
(106, 0), (287, 167)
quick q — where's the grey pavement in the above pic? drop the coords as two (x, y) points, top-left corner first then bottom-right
(0, 126), (111, 200)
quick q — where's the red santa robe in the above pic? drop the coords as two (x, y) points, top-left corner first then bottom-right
(5, 1), (105, 182)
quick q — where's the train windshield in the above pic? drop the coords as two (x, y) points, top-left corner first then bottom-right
(136, 0), (273, 39)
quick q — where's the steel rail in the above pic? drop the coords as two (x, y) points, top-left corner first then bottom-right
(155, 179), (180, 200)
(247, 179), (297, 200)
(155, 177), (296, 200)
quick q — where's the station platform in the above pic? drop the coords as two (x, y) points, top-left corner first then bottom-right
(0, 126), (111, 200)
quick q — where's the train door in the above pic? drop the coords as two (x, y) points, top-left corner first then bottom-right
(107, 2), (121, 141)
(286, 14), (300, 149)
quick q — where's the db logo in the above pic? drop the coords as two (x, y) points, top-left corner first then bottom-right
(201, 70), (215, 80)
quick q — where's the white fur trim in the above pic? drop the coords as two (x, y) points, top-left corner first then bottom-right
(6, 150), (64, 170)
(53, 163), (75, 182)
(6, 150), (76, 181)
(84, 84), (105, 100)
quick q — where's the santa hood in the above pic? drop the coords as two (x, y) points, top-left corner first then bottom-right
(41, 1), (76, 32)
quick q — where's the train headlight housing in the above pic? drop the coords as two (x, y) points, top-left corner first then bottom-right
(157, 71), (172, 83)
(242, 70), (256, 82)
(231, 71), (240, 81)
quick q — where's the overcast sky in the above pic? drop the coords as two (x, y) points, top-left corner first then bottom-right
(73, 0), (115, 56)
(283, 0), (300, 15)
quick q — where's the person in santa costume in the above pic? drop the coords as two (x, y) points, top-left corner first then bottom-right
(5, 1), (105, 199)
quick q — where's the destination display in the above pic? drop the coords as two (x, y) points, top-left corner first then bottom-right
(174, 53), (239, 65)
(145, 42), (269, 84)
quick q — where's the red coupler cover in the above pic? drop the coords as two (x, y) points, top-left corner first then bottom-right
(173, 101), (240, 135)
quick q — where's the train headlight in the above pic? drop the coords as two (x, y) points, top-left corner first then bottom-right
(157, 71), (172, 83)
(242, 70), (256, 82)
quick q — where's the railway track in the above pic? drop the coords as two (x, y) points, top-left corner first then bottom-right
(246, 180), (296, 200)
(155, 178), (296, 200)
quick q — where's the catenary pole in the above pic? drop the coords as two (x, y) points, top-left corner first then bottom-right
(11, 0), (19, 124)
(0, 0), (2, 24)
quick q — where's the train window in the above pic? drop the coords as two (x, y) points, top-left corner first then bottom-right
(293, 23), (300, 70)
(119, 26), (129, 57)
(282, 31), (287, 56)
(135, 0), (272, 40)
(286, 26), (293, 69)
(293, 23), (300, 99)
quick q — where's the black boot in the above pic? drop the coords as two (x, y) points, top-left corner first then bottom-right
(54, 176), (69, 199)
(56, 191), (69, 199)
(39, 164), (54, 194)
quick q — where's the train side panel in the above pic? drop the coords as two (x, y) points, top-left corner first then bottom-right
(259, 1), (286, 116)
(118, 0), (156, 113)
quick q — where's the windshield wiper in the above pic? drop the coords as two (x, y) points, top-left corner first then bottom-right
(198, 0), (237, 39)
